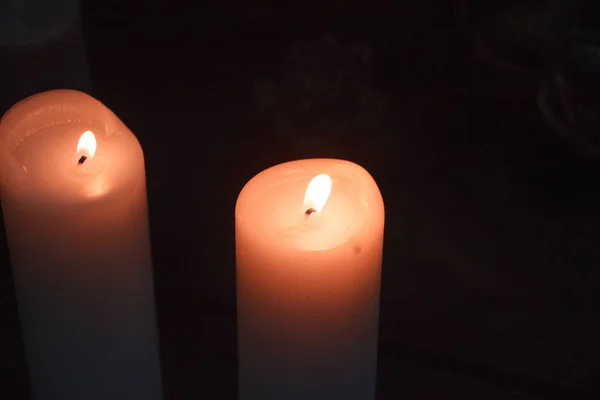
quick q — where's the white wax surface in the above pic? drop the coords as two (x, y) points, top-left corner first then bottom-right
(236, 159), (385, 400)
(1, 93), (143, 206)
(0, 90), (163, 399)
(251, 172), (365, 251)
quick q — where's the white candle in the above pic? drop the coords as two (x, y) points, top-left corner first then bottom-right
(0, 90), (163, 399)
(235, 159), (385, 400)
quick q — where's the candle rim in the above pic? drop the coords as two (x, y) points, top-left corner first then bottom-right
(0, 90), (146, 207)
(236, 158), (385, 253)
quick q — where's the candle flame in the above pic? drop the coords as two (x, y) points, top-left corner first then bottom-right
(77, 130), (97, 159)
(304, 174), (332, 213)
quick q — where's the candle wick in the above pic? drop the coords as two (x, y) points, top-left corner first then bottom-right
(78, 155), (87, 165)
(304, 208), (316, 222)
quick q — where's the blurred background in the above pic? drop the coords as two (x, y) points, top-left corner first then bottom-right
(2, 0), (600, 398)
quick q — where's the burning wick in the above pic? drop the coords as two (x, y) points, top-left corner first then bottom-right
(304, 207), (316, 222)
(303, 173), (332, 223)
(76, 131), (96, 166)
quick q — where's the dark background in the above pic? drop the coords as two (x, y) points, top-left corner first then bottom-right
(2, 0), (600, 398)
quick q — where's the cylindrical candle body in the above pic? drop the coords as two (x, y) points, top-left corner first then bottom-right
(0, 90), (163, 399)
(236, 159), (384, 400)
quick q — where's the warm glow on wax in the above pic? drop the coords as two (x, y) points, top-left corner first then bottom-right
(0, 90), (163, 398)
(77, 130), (97, 159)
(235, 159), (385, 399)
(303, 173), (332, 213)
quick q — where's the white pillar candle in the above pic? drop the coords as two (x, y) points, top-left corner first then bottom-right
(235, 159), (385, 400)
(0, 90), (163, 399)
